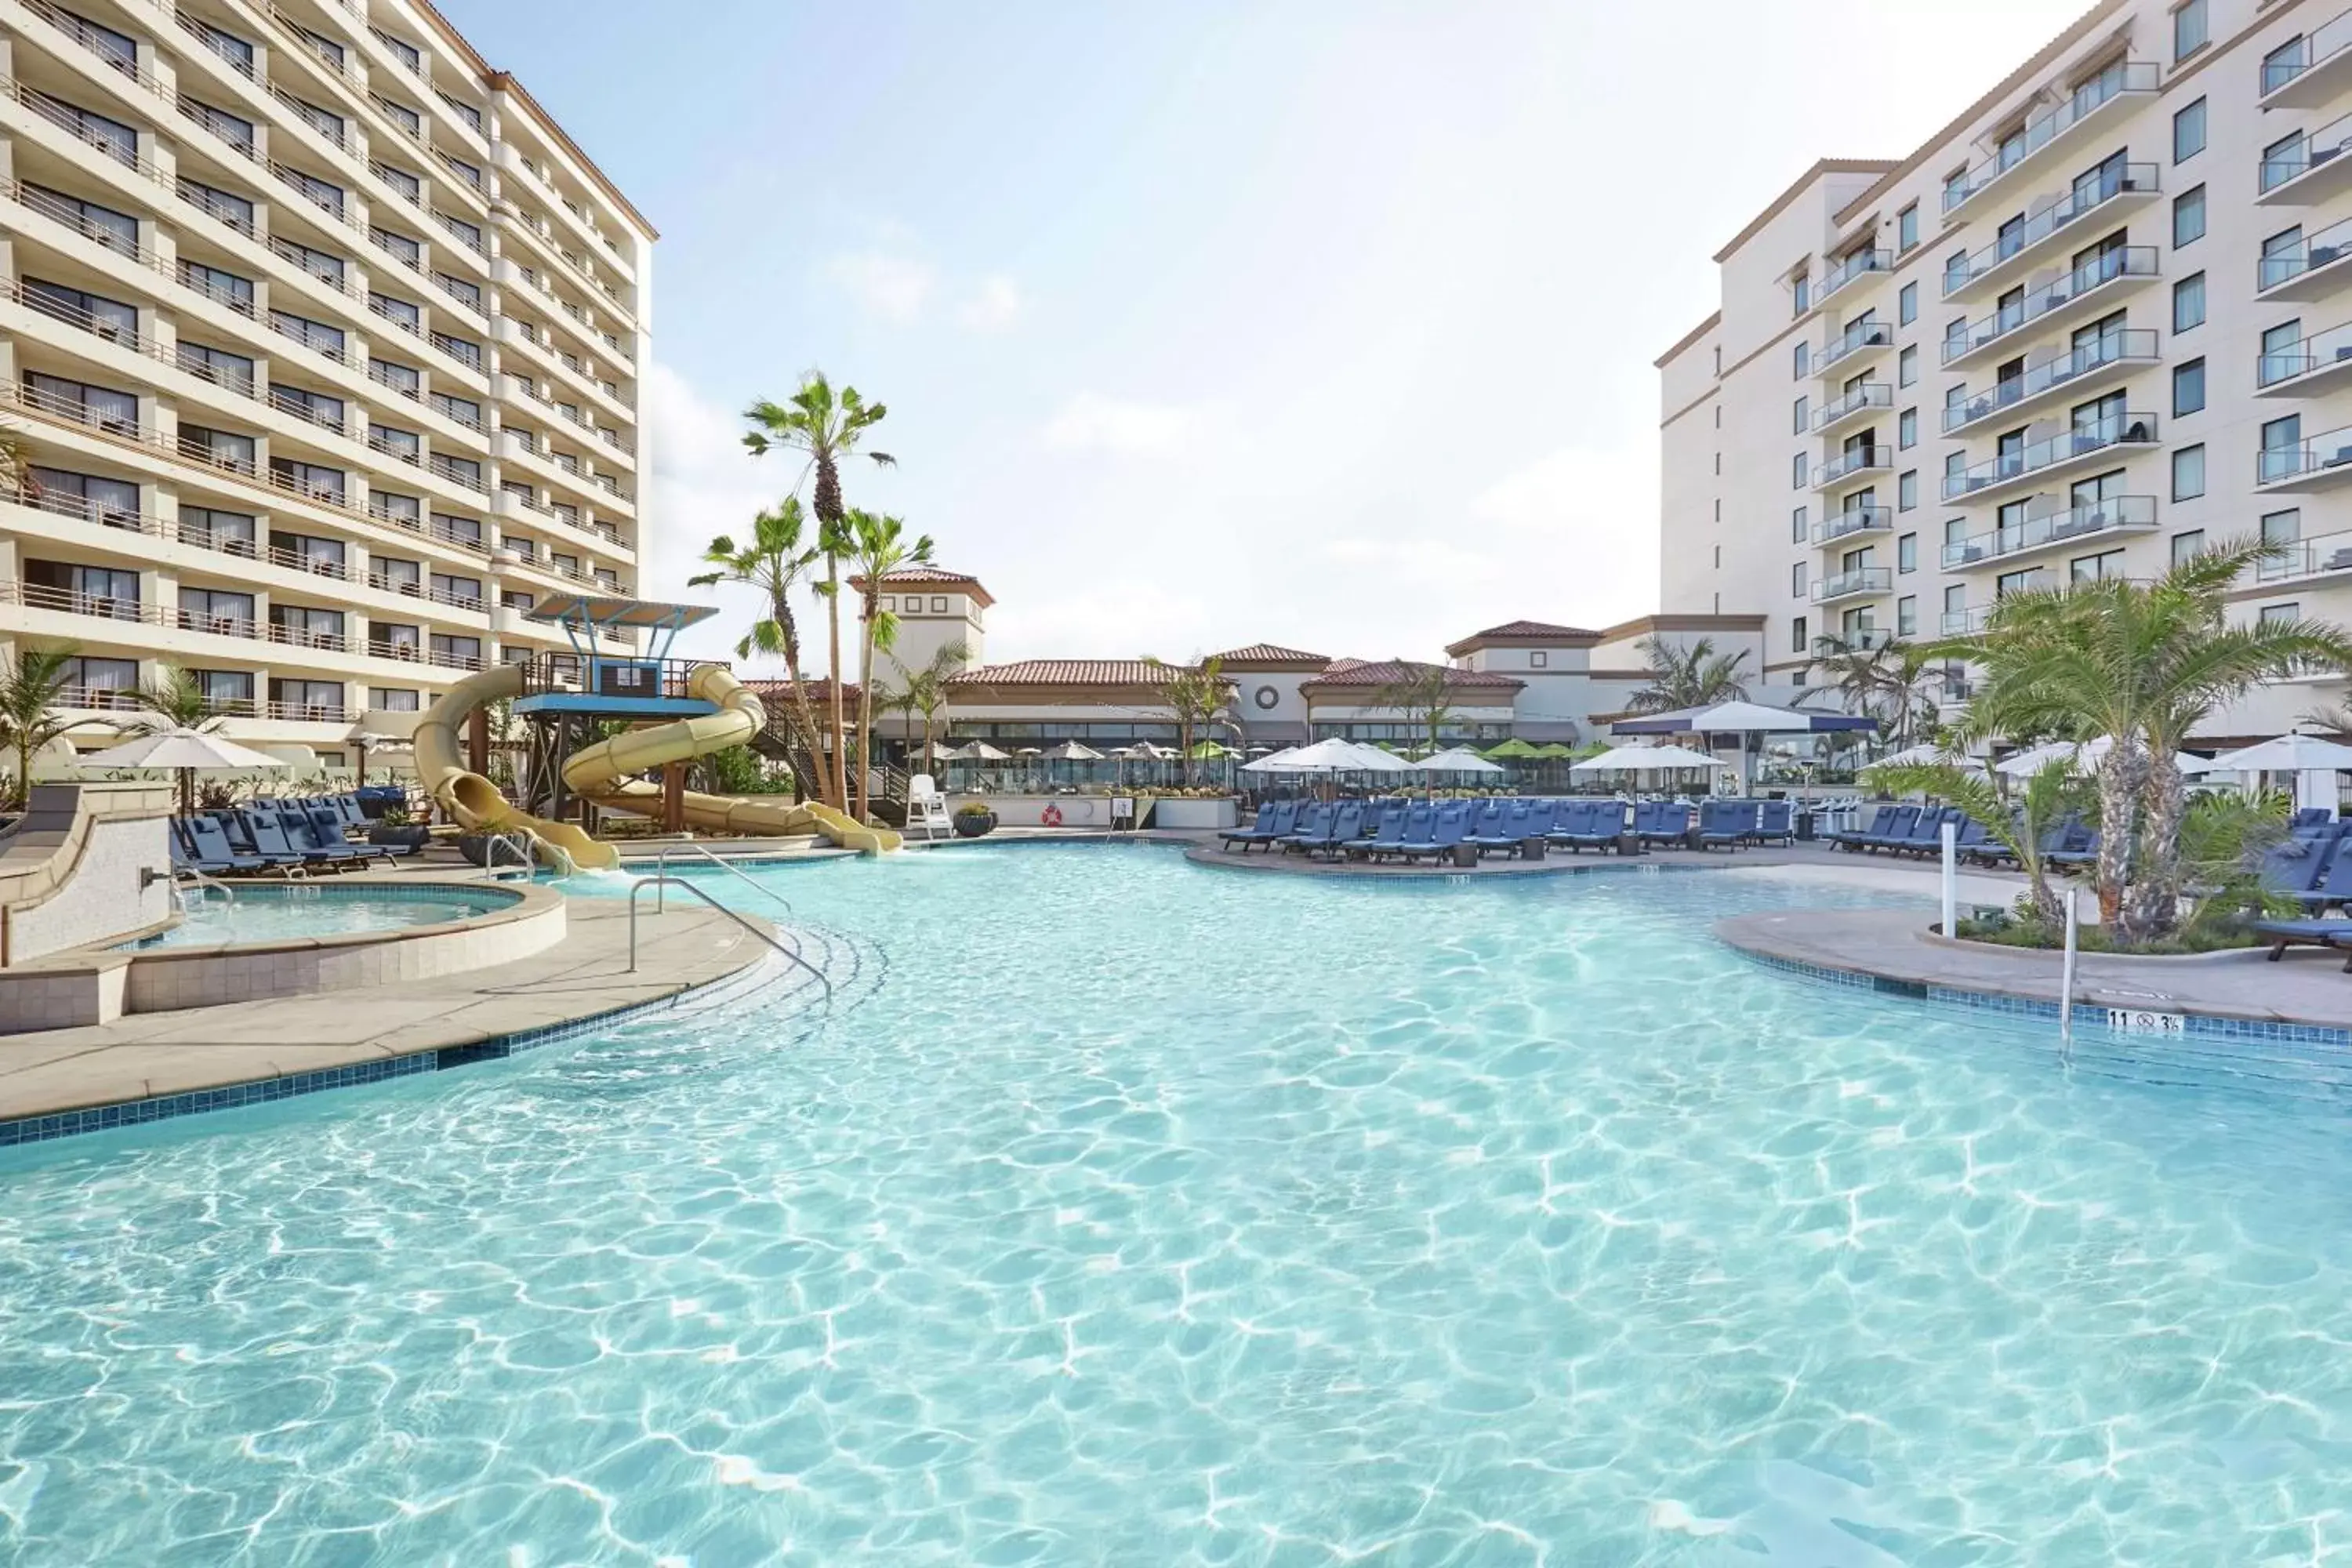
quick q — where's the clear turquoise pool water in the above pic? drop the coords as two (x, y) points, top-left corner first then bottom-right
(121, 888), (509, 949)
(9, 845), (2352, 1564)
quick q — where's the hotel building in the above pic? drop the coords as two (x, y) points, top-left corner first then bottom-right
(0, 0), (653, 765)
(1658, 0), (2352, 742)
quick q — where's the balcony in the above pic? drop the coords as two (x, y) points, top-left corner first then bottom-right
(2257, 528), (2352, 586)
(1811, 445), (1894, 493)
(2259, 112), (2352, 206)
(2259, 216), (2352, 304)
(1813, 504), (1895, 545)
(0, 579), (162, 627)
(1811, 318), (1895, 378)
(1813, 249), (1893, 314)
(1810, 567), (1892, 605)
(1812, 381), (1893, 437)
(2258, 321), (2352, 397)
(1939, 605), (1994, 636)
(2262, 10), (2352, 111)
(1813, 628), (1893, 655)
(1940, 165), (2160, 302)
(2259, 424), (2352, 493)
(1942, 330), (2161, 435)
(1940, 247), (2158, 368)
(1942, 61), (2159, 220)
(1941, 495), (2156, 569)
(1943, 413), (2158, 504)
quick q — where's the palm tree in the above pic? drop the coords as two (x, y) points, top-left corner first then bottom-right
(1143, 655), (1233, 786)
(742, 373), (895, 811)
(127, 666), (224, 734)
(882, 642), (970, 781)
(844, 510), (935, 820)
(687, 497), (833, 806)
(1937, 537), (2352, 942)
(1875, 756), (2082, 930)
(1627, 636), (1749, 714)
(1370, 660), (1457, 757)
(0, 645), (80, 810)
(1812, 638), (1946, 748)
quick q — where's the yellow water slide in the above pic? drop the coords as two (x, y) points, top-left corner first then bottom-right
(412, 662), (620, 870)
(414, 663), (899, 864)
(564, 664), (900, 854)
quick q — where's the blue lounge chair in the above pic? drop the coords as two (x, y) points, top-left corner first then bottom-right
(1858, 804), (1920, 851)
(1468, 799), (1534, 855)
(2046, 823), (2100, 868)
(2253, 917), (2352, 969)
(1221, 798), (1298, 851)
(1828, 804), (1892, 850)
(1887, 806), (1957, 858)
(1290, 800), (1365, 858)
(1559, 798), (1622, 852)
(1639, 800), (1693, 847)
(2293, 807), (2336, 831)
(1278, 802), (1335, 853)
(267, 808), (370, 869)
(1350, 800), (1413, 861)
(1544, 799), (1595, 850)
(2292, 842), (2352, 911)
(1515, 797), (1559, 848)
(180, 815), (272, 876)
(2259, 831), (2340, 898)
(1696, 799), (1751, 850)
(1398, 800), (1472, 862)
(330, 793), (368, 828)
(205, 811), (303, 874)
(1749, 800), (1795, 846)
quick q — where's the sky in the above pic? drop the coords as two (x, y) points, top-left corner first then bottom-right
(444, 0), (2093, 674)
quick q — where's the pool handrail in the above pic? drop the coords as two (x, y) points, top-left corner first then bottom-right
(652, 840), (796, 917)
(626, 873), (831, 1001)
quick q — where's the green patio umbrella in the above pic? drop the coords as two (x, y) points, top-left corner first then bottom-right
(1530, 742), (1579, 760)
(1187, 739), (1232, 760)
(1483, 738), (1543, 760)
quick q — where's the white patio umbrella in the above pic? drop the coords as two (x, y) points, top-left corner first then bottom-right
(1408, 746), (1504, 775)
(1860, 742), (1987, 774)
(1242, 738), (1408, 774)
(1240, 746), (1301, 774)
(1571, 743), (1721, 773)
(2201, 732), (2352, 818)
(1994, 737), (2210, 777)
(82, 727), (287, 814)
(962, 741), (1011, 762)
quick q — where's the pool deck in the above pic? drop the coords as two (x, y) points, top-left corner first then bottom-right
(0, 892), (776, 1127)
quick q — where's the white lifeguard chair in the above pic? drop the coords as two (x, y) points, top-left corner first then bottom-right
(906, 774), (952, 840)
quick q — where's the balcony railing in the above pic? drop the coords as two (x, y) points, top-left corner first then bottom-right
(1942, 330), (2160, 433)
(1812, 382), (1893, 433)
(1941, 62), (2158, 215)
(2260, 425), (2352, 486)
(2259, 528), (2352, 582)
(22, 0), (143, 78)
(429, 455), (488, 492)
(2259, 216), (2352, 296)
(2261, 111), (2352, 195)
(7, 176), (153, 263)
(2259, 321), (2352, 388)
(0, 579), (162, 624)
(172, 11), (256, 78)
(2266, 9), (2352, 96)
(266, 700), (350, 724)
(1809, 568), (1893, 604)
(267, 621), (348, 653)
(1940, 247), (2158, 365)
(1941, 495), (2157, 568)
(1816, 248), (1893, 309)
(1941, 165), (2159, 299)
(1814, 628), (1893, 655)
(1943, 412), (2158, 501)
(1813, 505), (1894, 544)
(176, 610), (258, 641)
(1812, 445), (1893, 488)
(1939, 605), (1994, 636)
(1813, 319), (1894, 375)
(5, 482), (163, 539)
(263, 543), (349, 581)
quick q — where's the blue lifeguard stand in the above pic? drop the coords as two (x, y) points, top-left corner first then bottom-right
(504, 595), (728, 821)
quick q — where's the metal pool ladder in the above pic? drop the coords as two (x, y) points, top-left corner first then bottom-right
(626, 874), (831, 1000)
(652, 840), (793, 916)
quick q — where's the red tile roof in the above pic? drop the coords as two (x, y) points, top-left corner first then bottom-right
(855, 565), (995, 608)
(1210, 642), (1330, 666)
(1467, 619), (1599, 640)
(1301, 658), (1523, 691)
(946, 659), (1177, 688)
(1443, 619), (1604, 659)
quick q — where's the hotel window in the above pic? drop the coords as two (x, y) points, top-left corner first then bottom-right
(1791, 561), (1806, 599)
(1791, 506), (1807, 543)
(2172, 443), (2205, 501)
(1896, 596), (1916, 637)
(1529, 651), (1548, 669)
(2263, 415), (2304, 484)
(2170, 529), (2205, 566)
(1791, 616), (1807, 654)
(376, 229), (423, 268)
(2173, 98), (2206, 165)
(1898, 408), (1917, 449)
(1791, 270), (1810, 318)
(1792, 341), (1808, 379)
(2173, 358), (2205, 418)
(2172, 0), (2207, 62)
(2263, 508), (2303, 545)
(180, 260), (253, 312)
(2071, 548), (2125, 583)
(368, 688), (422, 711)
(2172, 273), (2205, 333)
(1896, 203), (1918, 254)
(1898, 470), (1918, 512)
(1792, 395), (1809, 434)
(931, 596), (949, 612)
(2172, 186), (2205, 249)
(1897, 533), (1917, 574)
(2260, 602), (2301, 627)
(180, 506), (256, 554)
(1791, 453), (1806, 490)
(1897, 345), (1918, 387)
(27, 90), (138, 166)
(1898, 281), (1917, 325)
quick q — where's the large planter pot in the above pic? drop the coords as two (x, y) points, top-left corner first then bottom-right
(368, 823), (431, 850)
(953, 811), (996, 840)
(458, 830), (533, 868)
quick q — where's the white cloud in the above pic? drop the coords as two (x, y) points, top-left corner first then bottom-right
(824, 251), (935, 323)
(957, 274), (1022, 332)
(1040, 392), (1207, 456)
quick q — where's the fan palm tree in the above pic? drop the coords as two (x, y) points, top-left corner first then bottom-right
(1874, 756), (2083, 931)
(844, 510), (934, 820)
(1143, 655), (1233, 786)
(0, 645), (80, 810)
(687, 497), (833, 806)
(881, 642), (970, 782)
(1627, 636), (1749, 714)
(1936, 537), (2352, 942)
(1812, 638), (1947, 748)
(126, 666), (226, 734)
(1370, 660), (1457, 758)
(742, 374), (895, 811)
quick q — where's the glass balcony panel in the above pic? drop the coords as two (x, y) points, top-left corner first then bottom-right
(1941, 62), (2158, 214)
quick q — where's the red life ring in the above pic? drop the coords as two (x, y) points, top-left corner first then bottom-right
(1040, 804), (1064, 827)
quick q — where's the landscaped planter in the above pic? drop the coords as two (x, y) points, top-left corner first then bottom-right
(953, 810), (996, 839)
(368, 823), (431, 850)
(458, 830), (534, 868)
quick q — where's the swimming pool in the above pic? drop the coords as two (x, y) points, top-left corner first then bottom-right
(119, 884), (515, 949)
(7, 845), (2350, 1563)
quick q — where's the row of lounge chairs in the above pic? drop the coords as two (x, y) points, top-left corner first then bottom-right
(170, 796), (417, 879)
(2252, 818), (2352, 967)
(1218, 797), (1796, 862)
(1828, 804), (2101, 868)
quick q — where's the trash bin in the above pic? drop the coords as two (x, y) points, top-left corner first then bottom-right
(1616, 830), (1642, 857)
(1796, 809), (1817, 842)
(1519, 836), (1547, 862)
(1449, 842), (1479, 869)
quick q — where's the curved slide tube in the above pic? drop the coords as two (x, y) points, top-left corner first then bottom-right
(563, 663), (902, 855)
(413, 662), (620, 871)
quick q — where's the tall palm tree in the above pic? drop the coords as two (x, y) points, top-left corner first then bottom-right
(127, 666), (225, 734)
(1938, 537), (2352, 942)
(1143, 655), (1233, 786)
(0, 645), (80, 810)
(1812, 638), (1946, 748)
(1370, 660), (1457, 760)
(882, 642), (970, 781)
(742, 373), (895, 811)
(1627, 636), (1749, 714)
(844, 510), (934, 819)
(687, 497), (833, 806)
